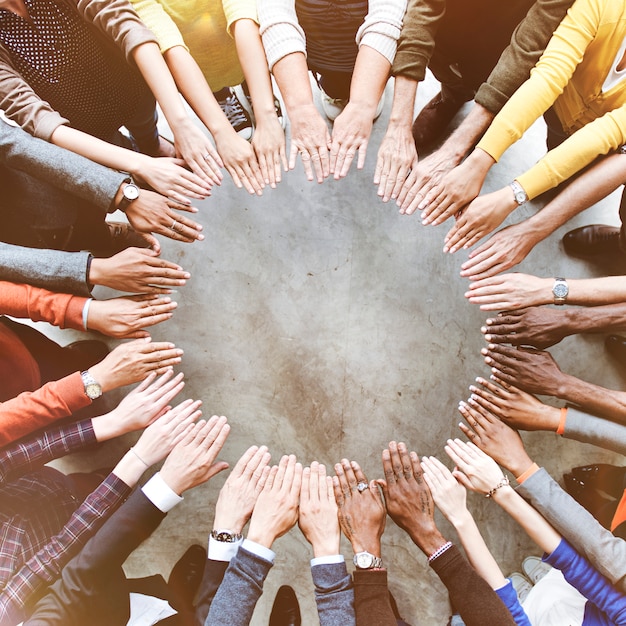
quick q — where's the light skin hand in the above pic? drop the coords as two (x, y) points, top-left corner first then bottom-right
(213, 445), (272, 533)
(330, 103), (373, 179)
(444, 439), (507, 495)
(465, 273), (553, 311)
(215, 132), (266, 196)
(420, 456), (468, 528)
(247, 454), (303, 549)
(375, 118), (417, 203)
(171, 118), (223, 187)
(299, 462), (340, 557)
(160, 415), (231, 495)
(87, 295), (177, 338)
(288, 105), (331, 183)
(251, 116), (288, 188)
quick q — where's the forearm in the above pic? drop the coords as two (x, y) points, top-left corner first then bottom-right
(349, 46), (390, 113)
(386, 75), (417, 129)
(436, 104), (495, 165)
(558, 302), (626, 336)
(554, 375), (626, 425)
(272, 52), (315, 114)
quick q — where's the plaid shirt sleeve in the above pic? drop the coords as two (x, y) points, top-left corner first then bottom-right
(0, 419), (96, 485)
(0, 472), (131, 623)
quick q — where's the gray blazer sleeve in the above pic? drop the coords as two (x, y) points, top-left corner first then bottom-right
(0, 118), (126, 213)
(564, 407), (626, 456)
(0, 242), (91, 296)
(311, 561), (356, 626)
(516, 468), (626, 592)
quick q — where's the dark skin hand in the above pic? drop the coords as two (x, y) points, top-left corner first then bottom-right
(376, 441), (445, 556)
(482, 308), (570, 350)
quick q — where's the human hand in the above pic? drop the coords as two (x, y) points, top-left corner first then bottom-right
(333, 458), (385, 556)
(444, 439), (508, 496)
(287, 104), (331, 183)
(459, 222), (536, 280)
(251, 115), (288, 188)
(481, 308), (570, 349)
(374, 120), (418, 203)
(213, 445), (272, 533)
(443, 188), (516, 253)
(247, 454), (303, 549)
(125, 189), (204, 244)
(420, 456), (467, 527)
(89, 248), (190, 295)
(299, 462), (340, 558)
(465, 274), (553, 311)
(88, 337), (183, 392)
(329, 102), (374, 179)
(215, 131), (265, 195)
(87, 295), (177, 338)
(172, 118), (224, 186)
(160, 415), (231, 495)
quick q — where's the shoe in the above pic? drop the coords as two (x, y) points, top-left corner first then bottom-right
(606, 335), (626, 370)
(509, 572), (533, 603)
(562, 224), (622, 258)
(214, 87), (253, 140)
(412, 92), (464, 151)
(106, 222), (152, 254)
(241, 81), (286, 130)
(64, 340), (110, 370)
(572, 463), (626, 498)
(321, 89), (347, 121)
(168, 544), (207, 609)
(563, 472), (614, 513)
(522, 556), (552, 584)
(269, 585), (301, 626)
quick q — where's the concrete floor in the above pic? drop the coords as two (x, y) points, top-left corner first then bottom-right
(46, 71), (625, 624)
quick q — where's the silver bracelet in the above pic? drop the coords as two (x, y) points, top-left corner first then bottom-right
(485, 476), (510, 498)
(129, 446), (149, 468)
(82, 298), (93, 331)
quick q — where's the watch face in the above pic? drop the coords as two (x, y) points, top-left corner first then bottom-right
(553, 283), (568, 298)
(515, 191), (526, 204)
(124, 184), (140, 200)
(85, 382), (102, 399)
(355, 552), (374, 569)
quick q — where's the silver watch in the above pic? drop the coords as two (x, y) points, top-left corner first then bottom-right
(552, 277), (569, 305)
(211, 529), (243, 543)
(353, 551), (383, 570)
(117, 181), (140, 212)
(509, 180), (528, 206)
(81, 370), (102, 400)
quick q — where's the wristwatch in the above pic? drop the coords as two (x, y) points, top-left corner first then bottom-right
(552, 277), (569, 305)
(353, 551), (383, 570)
(211, 529), (243, 543)
(509, 180), (528, 206)
(81, 370), (102, 400)
(117, 181), (140, 212)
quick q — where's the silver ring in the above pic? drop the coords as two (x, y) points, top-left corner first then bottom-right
(203, 153), (211, 161)
(171, 220), (178, 231)
(357, 482), (368, 493)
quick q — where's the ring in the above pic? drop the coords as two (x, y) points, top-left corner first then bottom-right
(171, 220), (178, 232)
(357, 482), (368, 493)
(203, 154), (211, 161)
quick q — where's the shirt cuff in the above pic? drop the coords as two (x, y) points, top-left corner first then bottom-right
(208, 536), (242, 562)
(141, 472), (183, 513)
(311, 555), (344, 567)
(242, 538), (275, 563)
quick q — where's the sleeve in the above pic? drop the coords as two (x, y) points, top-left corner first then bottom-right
(0, 244), (91, 297)
(194, 559), (230, 626)
(205, 546), (273, 626)
(429, 545), (516, 626)
(563, 407), (626, 456)
(356, 0), (408, 66)
(351, 569), (399, 626)
(0, 473), (132, 624)
(223, 0), (259, 34)
(258, 0), (307, 71)
(516, 468), (626, 593)
(129, 0), (189, 53)
(0, 372), (92, 447)
(545, 539), (626, 624)
(311, 561), (355, 626)
(475, 0), (573, 114)
(390, 0), (446, 81)
(0, 419), (96, 485)
(495, 579), (532, 626)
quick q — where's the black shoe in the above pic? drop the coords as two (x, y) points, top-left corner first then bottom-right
(606, 335), (626, 369)
(562, 224), (622, 258)
(168, 544), (207, 609)
(214, 86), (253, 140)
(64, 340), (110, 370)
(269, 585), (301, 626)
(571, 464), (626, 499)
(412, 92), (464, 150)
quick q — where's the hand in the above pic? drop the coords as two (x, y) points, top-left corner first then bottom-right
(287, 104), (331, 183)
(460, 222), (537, 280)
(420, 456), (467, 527)
(376, 441), (444, 556)
(251, 116), (288, 189)
(299, 462), (340, 558)
(444, 439), (508, 496)
(172, 119), (224, 186)
(374, 121), (418, 203)
(92, 370), (185, 440)
(89, 248), (190, 295)
(160, 415), (231, 495)
(215, 132), (265, 195)
(87, 295), (177, 338)
(443, 188), (516, 253)
(482, 343), (565, 396)
(132, 398), (202, 466)
(466, 274), (552, 311)
(329, 102), (374, 179)
(213, 445), (272, 533)
(125, 189), (204, 244)
(88, 337), (183, 392)
(247, 454), (303, 549)
(482, 308), (570, 349)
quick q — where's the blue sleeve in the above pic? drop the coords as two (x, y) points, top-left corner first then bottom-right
(311, 562), (356, 626)
(495, 580), (532, 626)
(545, 539), (626, 625)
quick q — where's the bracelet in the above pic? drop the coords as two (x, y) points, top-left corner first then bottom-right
(485, 476), (510, 498)
(428, 541), (453, 562)
(82, 298), (93, 331)
(129, 446), (149, 468)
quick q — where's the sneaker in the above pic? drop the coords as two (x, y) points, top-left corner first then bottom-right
(522, 556), (552, 584)
(509, 572), (533, 603)
(214, 86), (253, 140)
(320, 88), (385, 122)
(241, 81), (286, 130)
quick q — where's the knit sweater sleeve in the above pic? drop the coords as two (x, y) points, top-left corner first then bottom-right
(356, 0), (408, 66)
(258, 0), (307, 70)
(563, 407), (626, 456)
(223, 0), (259, 35)
(130, 0), (189, 53)
(311, 562), (355, 626)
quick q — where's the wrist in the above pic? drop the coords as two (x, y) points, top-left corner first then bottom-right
(113, 450), (149, 487)
(312, 536), (341, 558)
(87, 258), (106, 287)
(447, 508), (473, 531)
(246, 526), (276, 549)
(410, 527), (447, 557)
(87, 363), (112, 393)
(491, 484), (515, 505)
(91, 409), (121, 442)
(351, 538), (381, 557)
(213, 512), (247, 535)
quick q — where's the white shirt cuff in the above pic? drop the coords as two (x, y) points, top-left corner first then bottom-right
(311, 555), (344, 567)
(141, 473), (183, 513)
(242, 538), (275, 563)
(208, 536), (242, 562)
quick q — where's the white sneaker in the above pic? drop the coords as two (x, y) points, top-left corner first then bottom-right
(522, 556), (552, 584)
(509, 572), (533, 604)
(320, 89), (385, 122)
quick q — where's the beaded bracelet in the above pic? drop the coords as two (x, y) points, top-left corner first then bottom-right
(428, 541), (453, 563)
(485, 476), (509, 498)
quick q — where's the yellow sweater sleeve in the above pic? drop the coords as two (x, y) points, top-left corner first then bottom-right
(130, 0), (188, 53)
(222, 0), (259, 36)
